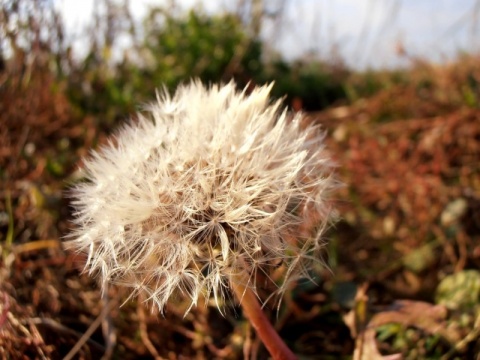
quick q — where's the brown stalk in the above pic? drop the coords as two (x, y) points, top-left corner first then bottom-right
(230, 277), (297, 360)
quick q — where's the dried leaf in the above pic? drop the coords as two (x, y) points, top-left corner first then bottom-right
(369, 300), (461, 344)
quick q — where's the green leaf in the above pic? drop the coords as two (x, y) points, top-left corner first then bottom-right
(435, 270), (480, 311)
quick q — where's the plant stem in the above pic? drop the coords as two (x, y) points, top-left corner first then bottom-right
(230, 278), (297, 360)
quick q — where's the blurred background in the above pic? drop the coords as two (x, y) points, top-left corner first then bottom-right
(1, 0), (480, 359)
(56, 0), (480, 70)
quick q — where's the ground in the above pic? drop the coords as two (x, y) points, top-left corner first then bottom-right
(1, 57), (480, 359)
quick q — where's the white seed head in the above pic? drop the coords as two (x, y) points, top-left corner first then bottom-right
(67, 81), (339, 313)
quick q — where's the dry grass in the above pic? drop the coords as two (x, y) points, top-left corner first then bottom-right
(1, 50), (480, 358)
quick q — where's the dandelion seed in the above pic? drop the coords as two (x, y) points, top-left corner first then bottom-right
(67, 80), (339, 359)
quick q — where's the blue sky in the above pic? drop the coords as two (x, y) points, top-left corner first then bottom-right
(56, 0), (480, 69)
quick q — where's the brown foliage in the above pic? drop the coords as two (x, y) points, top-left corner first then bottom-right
(2, 54), (480, 358)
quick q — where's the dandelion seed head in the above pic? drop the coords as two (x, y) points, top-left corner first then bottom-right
(67, 80), (339, 313)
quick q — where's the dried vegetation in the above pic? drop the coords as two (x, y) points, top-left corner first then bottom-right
(1, 2), (480, 359)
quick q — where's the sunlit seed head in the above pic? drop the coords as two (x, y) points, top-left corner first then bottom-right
(66, 80), (339, 313)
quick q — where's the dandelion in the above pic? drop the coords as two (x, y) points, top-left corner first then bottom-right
(67, 80), (338, 359)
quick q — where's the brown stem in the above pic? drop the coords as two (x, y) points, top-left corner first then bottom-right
(230, 278), (297, 360)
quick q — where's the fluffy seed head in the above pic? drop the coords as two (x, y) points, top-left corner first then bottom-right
(67, 81), (338, 313)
